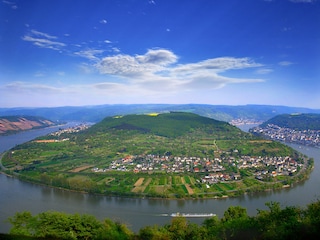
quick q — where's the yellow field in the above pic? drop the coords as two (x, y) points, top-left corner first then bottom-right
(131, 178), (152, 193)
(69, 165), (94, 173)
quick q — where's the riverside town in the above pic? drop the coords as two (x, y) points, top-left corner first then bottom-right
(92, 153), (302, 183)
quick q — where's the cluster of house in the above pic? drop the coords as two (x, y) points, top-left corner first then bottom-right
(251, 124), (320, 147)
(229, 118), (263, 126)
(91, 153), (301, 182)
(49, 124), (90, 137)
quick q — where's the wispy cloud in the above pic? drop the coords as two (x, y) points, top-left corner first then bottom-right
(256, 68), (274, 74)
(289, 0), (316, 3)
(3, 82), (66, 94)
(22, 29), (66, 51)
(30, 29), (57, 39)
(94, 49), (264, 93)
(2, 0), (17, 9)
(100, 19), (108, 24)
(278, 61), (294, 66)
(74, 49), (105, 61)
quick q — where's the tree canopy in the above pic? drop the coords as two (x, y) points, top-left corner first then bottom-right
(5, 200), (320, 240)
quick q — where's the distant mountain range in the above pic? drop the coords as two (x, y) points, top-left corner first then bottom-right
(260, 113), (320, 131)
(0, 116), (56, 135)
(0, 104), (319, 123)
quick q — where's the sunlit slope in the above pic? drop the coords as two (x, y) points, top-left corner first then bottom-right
(86, 112), (246, 139)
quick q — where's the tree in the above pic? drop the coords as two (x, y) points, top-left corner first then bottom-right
(222, 206), (248, 222)
(8, 212), (34, 237)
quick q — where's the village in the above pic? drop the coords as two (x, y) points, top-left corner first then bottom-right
(251, 124), (320, 147)
(92, 152), (302, 183)
(49, 123), (90, 137)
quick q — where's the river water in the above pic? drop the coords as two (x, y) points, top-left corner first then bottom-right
(1, 125), (320, 233)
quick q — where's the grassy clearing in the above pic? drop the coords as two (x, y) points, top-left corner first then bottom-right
(159, 176), (167, 185)
(184, 184), (194, 194)
(132, 178), (151, 193)
(180, 176), (186, 184)
(134, 177), (144, 187)
(69, 165), (94, 173)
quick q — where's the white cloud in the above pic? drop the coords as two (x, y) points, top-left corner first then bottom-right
(112, 47), (121, 53)
(74, 49), (105, 61)
(289, 0), (315, 2)
(22, 30), (66, 50)
(173, 57), (262, 73)
(256, 68), (274, 74)
(278, 61), (294, 66)
(94, 49), (264, 94)
(136, 49), (178, 65)
(100, 19), (108, 24)
(30, 29), (57, 39)
(96, 49), (178, 76)
(2, 0), (17, 9)
(3, 82), (66, 94)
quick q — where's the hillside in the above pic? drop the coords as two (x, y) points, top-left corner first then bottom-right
(2, 112), (310, 199)
(0, 116), (56, 135)
(261, 113), (320, 130)
(87, 112), (243, 138)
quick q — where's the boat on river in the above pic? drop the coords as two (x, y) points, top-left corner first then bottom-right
(170, 212), (216, 217)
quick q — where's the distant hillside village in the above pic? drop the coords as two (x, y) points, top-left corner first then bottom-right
(251, 124), (320, 147)
(92, 153), (301, 183)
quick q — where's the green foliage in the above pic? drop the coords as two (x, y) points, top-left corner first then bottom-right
(261, 113), (320, 130)
(222, 206), (248, 222)
(87, 112), (242, 138)
(7, 200), (320, 239)
(8, 211), (133, 240)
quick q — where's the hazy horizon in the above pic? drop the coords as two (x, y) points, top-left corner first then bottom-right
(1, 0), (319, 108)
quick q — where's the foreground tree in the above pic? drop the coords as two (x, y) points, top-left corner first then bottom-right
(7, 200), (320, 240)
(8, 211), (133, 240)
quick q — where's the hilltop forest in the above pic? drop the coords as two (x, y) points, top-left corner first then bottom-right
(261, 113), (320, 130)
(1, 112), (313, 199)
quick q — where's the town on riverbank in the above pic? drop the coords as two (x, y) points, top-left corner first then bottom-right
(251, 124), (320, 148)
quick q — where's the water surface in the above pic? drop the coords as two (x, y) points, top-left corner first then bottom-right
(1, 126), (319, 233)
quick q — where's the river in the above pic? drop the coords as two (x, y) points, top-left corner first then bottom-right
(1, 125), (319, 233)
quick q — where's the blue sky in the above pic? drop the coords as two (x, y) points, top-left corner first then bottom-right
(1, 0), (319, 108)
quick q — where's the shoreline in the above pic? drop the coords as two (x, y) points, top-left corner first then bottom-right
(1, 167), (313, 201)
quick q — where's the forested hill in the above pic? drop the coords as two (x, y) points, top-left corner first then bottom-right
(0, 116), (56, 135)
(86, 112), (245, 138)
(261, 113), (320, 130)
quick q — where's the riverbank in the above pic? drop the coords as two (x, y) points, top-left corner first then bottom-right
(1, 149), (313, 200)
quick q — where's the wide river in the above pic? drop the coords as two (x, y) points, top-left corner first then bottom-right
(1, 124), (320, 233)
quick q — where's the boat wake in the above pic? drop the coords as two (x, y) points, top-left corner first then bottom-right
(156, 213), (216, 218)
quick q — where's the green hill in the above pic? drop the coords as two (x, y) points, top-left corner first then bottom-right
(87, 112), (243, 138)
(261, 113), (320, 130)
(2, 112), (310, 199)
